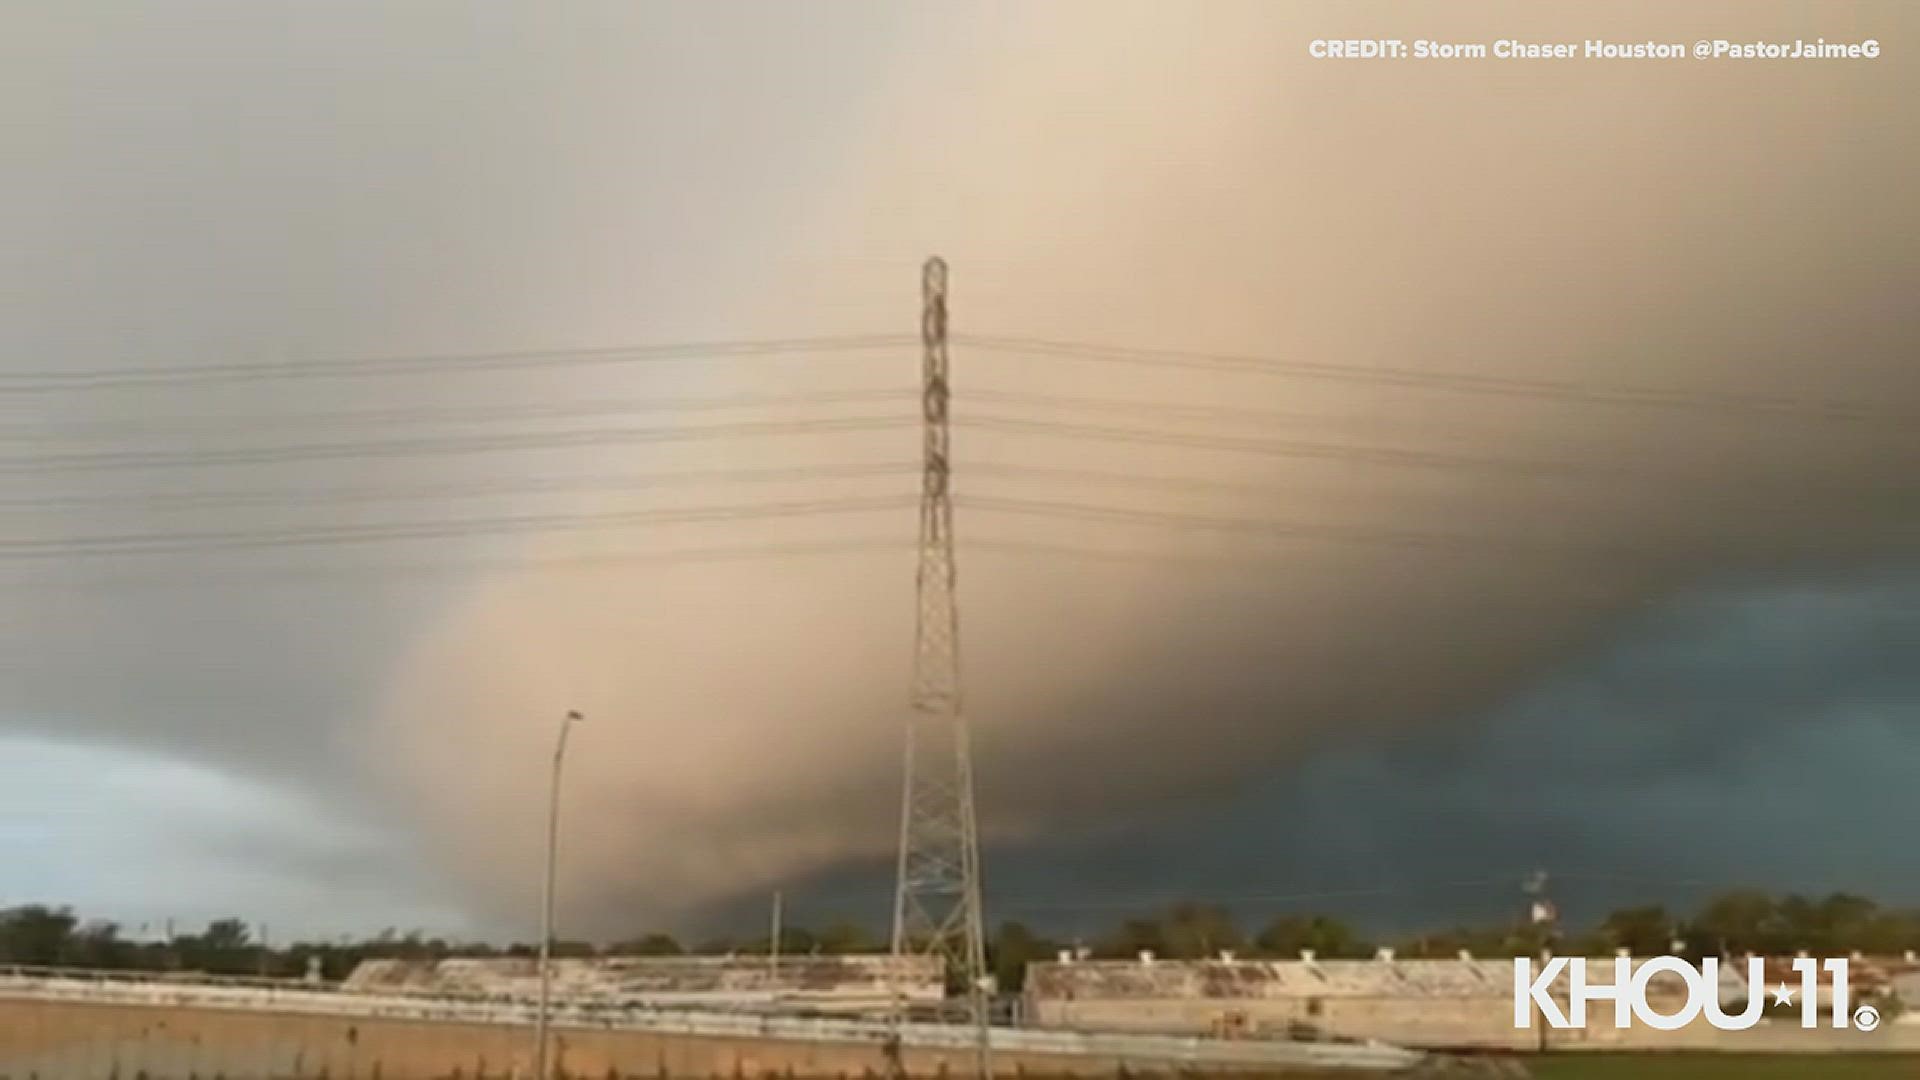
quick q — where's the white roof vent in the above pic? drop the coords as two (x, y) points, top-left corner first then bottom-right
(1138, 950), (1155, 965)
(1218, 949), (1236, 963)
(1056, 950), (1074, 964)
(1298, 949), (1316, 963)
(1906, 950), (1917, 964)
(1456, 949), (1473, 961)
(1375, 947), (1395, 962)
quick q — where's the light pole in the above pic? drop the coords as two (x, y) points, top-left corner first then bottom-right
(534, 709), (583, 1080)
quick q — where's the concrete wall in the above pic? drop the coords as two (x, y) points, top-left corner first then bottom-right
(0, 991), (1413, 1076)
(341, 958), (942, 1013)
(0, 998), (1015, 1080)
(1029, 995), (1528, 1052)
(1024, 958), (1920, 1054)
(1026, 960), (1525, 1051)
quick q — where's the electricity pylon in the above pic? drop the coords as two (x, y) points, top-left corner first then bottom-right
(890, 256), (991, 1076)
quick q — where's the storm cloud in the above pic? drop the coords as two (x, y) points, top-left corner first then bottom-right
(4, 1), (1918, 938)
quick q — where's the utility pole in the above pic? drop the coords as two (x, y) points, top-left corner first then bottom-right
(535, 709), (584, 1080)
(1522, 869), (1555, 1055)
(769, 891), (783, 979)
(891, 256), (992, 1078)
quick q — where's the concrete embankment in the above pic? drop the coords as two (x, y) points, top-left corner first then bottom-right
(0, 975), (1422, 1080)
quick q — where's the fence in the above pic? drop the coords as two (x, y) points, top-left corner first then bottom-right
(0, 967), (1422, 1072)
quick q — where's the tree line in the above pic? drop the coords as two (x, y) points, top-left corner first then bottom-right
(5, 888), (1917, 991)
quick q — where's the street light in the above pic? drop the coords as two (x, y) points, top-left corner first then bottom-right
(534, 709), (583, 1080)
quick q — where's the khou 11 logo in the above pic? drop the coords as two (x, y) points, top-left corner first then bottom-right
(1514, 956), (1881, 1032)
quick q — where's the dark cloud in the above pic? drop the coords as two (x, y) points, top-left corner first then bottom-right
(4, 2), (1919, 936)
(961, 569), (1920, 937)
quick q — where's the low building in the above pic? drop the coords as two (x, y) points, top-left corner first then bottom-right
(1023, 953), (1527, 1050)
(1024, 952), (1920, 1052)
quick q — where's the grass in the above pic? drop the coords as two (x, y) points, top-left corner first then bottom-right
(1523, 1053), (1920, 1079)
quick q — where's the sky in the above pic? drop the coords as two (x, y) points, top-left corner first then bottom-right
(2, 2), (1917, 942)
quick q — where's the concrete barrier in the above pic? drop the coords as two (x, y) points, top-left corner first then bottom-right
(0, 971), (1423, 1078)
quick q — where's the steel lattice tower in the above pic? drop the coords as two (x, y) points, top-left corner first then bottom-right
(891, 256), (991, 1068)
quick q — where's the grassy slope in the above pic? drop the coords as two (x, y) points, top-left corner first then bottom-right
(1525, 1054), (1920, 1079)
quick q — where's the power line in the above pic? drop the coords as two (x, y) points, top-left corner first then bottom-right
(966, 388), (1920, 454)
(972, 537), (1916, 611)
(13, 403), (1902, 495)
(0, 495), (916, 559)
(958, 414), (1627, 479)
(957, 538), (1685, 611)
(954, 413), (1906, 494)
(961, 536), (1576, 576)
(957, 414), (1635, 480)
(0, 415), (916, 474)
(10, 327), (1908, 429)
(0, 458), (1343, 517)
(992, 877), (1521, 915)
(957, 334), (1914, 426)
(0, 461), (919, 513)
(961, 461), (1579, 506)
(9, 455), (1899, 523)
(0, 335), (916, 392)
(738, 863), (1819, 923)
(0, 537), (915, 592)
(0, 480), (1871, 568)
(959, 494), (1664, 560)
(985, 860), (1920, 918)
(964, 388), (1516, 437)
(961, 462), (1920, 527)
(1, 389), (917, 442)
(16, 531), (1887, 608)
(0, 531), (1582, 592)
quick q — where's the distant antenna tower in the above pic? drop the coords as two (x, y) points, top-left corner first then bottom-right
(891, 256), (991, 1069)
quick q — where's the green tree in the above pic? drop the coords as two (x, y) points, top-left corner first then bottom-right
(67, 920), (132, 969)
(1254, 915), (1368, 959)
(180, 917), (257, 975)
(1094, 917), (1167, 959)
(990, 921), (1059, 992)
(200, 918), (252, 950)
(1092, 903), (1243, 959)
(0, 906), (79, 965)
(1853, 907), (1920, 955)
(1689, 889), (1783, 955)
(812, 923), (875, 954)
(1394, 925), (1510, 960)
(1813, 893), (1880, 953)
(608, 932), (684, 956)
(1598, 905), (1673, 956)
(1161, 902), (1243, 958)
